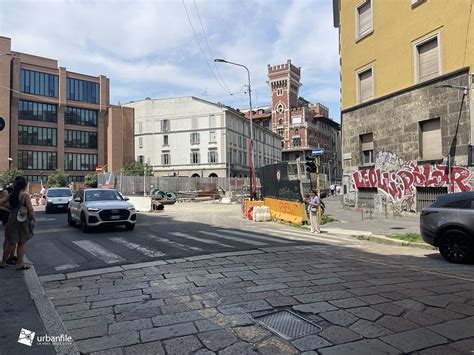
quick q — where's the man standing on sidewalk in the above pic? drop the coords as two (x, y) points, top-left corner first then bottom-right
(307, 190), (321, 234)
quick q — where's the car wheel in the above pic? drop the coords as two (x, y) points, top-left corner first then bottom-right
(125, 223), (135, 231)
(67, 210), (76, 226)
(438, 229), (473, 264)
(80, 213), (90, 233)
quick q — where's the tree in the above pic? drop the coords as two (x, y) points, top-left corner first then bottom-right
(84, 173), (98, 188)
(47, 170), (69, 187)
(123, 161), (153, 176)
(0, 166), (23, 186)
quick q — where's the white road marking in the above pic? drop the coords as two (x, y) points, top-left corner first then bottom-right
(54, 263), (80, 271)
(73, 240), (125, 264)
(259, 228), (345, 244)
(198, 231), (266, 246)
(109, 237), (166, 258)
(216, 229), (293, 244)
(36, 217), (57, 222)
(169, 232), (235, 248)
(147, 234), (203, 252)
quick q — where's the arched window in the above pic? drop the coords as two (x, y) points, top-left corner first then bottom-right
(208, 173), (218, 178)
(191, 173), (200, 178)
(278, 119), (283, 126)
(276, 103), (284, 114)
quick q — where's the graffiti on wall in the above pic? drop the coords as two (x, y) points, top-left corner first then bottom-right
(351, 151), (473, 211)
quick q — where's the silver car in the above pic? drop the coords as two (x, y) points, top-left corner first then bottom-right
(45, 187), (73, 214)
(420, 191), (474, 264)
(68, 188), (136, 232)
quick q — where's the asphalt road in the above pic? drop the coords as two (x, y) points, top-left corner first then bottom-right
(28, 203), (346, 276)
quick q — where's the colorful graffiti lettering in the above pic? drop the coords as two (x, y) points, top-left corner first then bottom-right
(352, 162), (472, 202)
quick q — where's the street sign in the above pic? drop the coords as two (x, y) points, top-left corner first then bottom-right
(311, 148), (325, 156)
(96, 166), (103, 173)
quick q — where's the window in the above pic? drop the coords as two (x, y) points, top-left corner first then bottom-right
(293, 138), (301, 147)
(420, 118), (441, 160)
(138, 137), (143, 148)
(209, 131), (217, 143)
(190, 151), (200, 164)
(65, 107), (98, 126)
(208, 149), (218, 163)
(238, 136), (242, 147)
(277, 128), (284, 137)
(190, 132), (200, 144)
(18, 151), (57, 170)
(66, 78), (99, 104)
(276, 103), (284, 114)
(278, 119), (284, 126)
(64, 153), (97, 171)
(64, 130), (97, 149)
(18, 125), (57, 146)
(416, 36), (439, 83)
(161, 119), (170, 132)
(357, 67), (373, 103)
(277, 88), (283, 96)
(161, 152), (170, 165)
(68, 176), (85, 183)
(138, 155), (144, 164)
(19, 100), (57, 122)
(356, 0), (372, 39)
(163, 135), (169, 145)
(20, 69), (58, 97)
(138, 122), (143, 134)
(360, 133), (374, 165)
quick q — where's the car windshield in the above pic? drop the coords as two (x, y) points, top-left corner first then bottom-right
(85, 190), (123, 202)
(47, 189), (72, 197)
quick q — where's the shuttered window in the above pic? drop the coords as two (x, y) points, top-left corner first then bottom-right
(420, 118), (441, 160)
(357, 0), (372, 38)
(417, 37), (439, 82)
(358, 68), (373, 103)
(360, 133), (374, 165)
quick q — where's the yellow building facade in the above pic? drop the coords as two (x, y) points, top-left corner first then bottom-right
(336, 0), (474, 109)
(333, 0), (474, 214)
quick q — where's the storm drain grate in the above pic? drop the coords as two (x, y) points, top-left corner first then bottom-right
(254, 310), (322, 340)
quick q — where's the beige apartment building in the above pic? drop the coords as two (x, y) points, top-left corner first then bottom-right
(0, 36), (134, 183)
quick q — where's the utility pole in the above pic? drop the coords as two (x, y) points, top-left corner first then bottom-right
(316, 157), (321, 225)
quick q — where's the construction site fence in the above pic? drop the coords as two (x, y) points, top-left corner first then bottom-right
(98, 173), (261, 199)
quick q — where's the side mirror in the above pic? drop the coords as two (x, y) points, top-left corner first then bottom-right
(123, 196), (129, 201)
(74, 197), (82, 202)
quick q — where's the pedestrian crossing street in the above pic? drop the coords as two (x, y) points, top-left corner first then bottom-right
(30, 226), (354, 274)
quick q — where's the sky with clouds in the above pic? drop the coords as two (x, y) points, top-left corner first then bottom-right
(0, 0), (340, 120)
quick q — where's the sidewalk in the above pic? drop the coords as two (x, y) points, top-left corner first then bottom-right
(321, 197), (421, 237)
(0, 261), (55, 354)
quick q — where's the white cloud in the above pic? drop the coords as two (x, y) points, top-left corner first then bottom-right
(0, 0), (340, 119)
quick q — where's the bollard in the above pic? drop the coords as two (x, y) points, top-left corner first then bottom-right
(361, 208), (364, 221)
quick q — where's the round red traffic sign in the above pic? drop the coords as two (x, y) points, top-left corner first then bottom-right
(96, 166), (103, 173)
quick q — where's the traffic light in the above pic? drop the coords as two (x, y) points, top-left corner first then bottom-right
(305, 156), (316, 173)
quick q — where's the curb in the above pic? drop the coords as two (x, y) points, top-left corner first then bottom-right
(24, 257), (80, 354)
(350, 234), (437, 250)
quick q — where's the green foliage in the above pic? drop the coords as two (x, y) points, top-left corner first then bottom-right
(321, 215), (338, 225)
(123, 161), (153, 176)
(47, 170), (69, 187)
(387, 233), (423, 243)
(0, 166), (23, 185)
(84, 173), (98, 188)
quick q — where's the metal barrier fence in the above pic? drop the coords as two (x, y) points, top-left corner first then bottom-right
(98, 173), (260, 199)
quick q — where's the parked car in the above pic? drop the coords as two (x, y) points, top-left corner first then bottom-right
(45, 187), (73, 214)
(420, 191), (474, 263)
(68, 188), (136, 232)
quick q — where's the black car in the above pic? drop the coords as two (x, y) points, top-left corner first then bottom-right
(420, 191), (474, 263)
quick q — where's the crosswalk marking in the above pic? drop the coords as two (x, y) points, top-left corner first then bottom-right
(109, 237), (166, 258)
(147, 234), (204, 252)
(54, 263), (79, 271)
(198, 231), (266, 246)
(169, 232), (235, 248)
(216, 229), (292, 244)
(73, 240), (125, 264)
(259, 228), (345, 244)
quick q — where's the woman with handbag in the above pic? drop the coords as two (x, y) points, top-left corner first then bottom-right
(1, 177), (36, 270)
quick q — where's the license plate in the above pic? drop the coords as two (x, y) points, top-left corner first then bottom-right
(58, 205), (65, 208)
(111, 215), (120, 220)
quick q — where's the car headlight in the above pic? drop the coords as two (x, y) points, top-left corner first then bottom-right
(47, 199), (53, 203)
(87, 207), (101, 212)
(127, 207), (136, 211)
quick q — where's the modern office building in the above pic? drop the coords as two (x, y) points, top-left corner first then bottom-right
(333, 0), (474, 213)
(125, 97), (282, 177)
(0, 36), (134, 183)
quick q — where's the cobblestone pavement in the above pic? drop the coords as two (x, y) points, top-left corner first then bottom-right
(40, 244), (474, 355)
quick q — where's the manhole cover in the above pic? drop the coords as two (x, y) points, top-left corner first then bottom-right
(254, 310), (322, 340)
(390, 227), (406, 230)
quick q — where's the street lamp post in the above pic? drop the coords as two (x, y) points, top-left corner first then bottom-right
(214, 59), (254, 200)
(7, 157), (12, 169)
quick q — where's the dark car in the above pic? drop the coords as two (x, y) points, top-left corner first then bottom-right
(420, 191), (474, 263)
